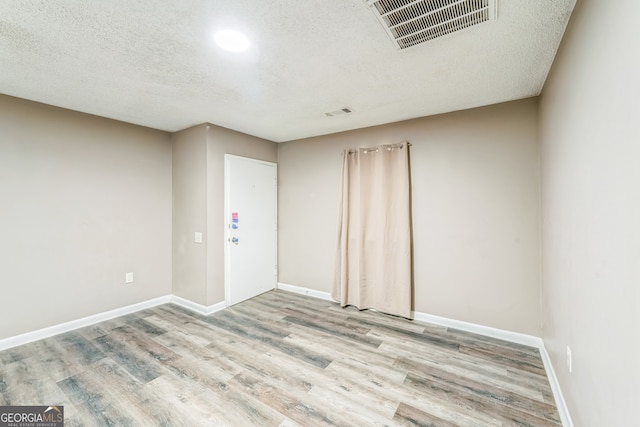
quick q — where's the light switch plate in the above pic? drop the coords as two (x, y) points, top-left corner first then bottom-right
(125, 272), (133, 283)
(194, 232), (203, 243)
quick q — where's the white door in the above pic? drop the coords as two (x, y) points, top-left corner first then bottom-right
(224, 155), (277, 306)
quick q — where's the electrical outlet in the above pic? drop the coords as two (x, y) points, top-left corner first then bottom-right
(566, 346), (572, 373)
(125, 272), (134, 284)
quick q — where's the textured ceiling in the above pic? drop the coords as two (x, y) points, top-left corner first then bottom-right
(0, 0), (575, 142)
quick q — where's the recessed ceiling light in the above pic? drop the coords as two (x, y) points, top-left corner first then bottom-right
(214, 29), (250, 52)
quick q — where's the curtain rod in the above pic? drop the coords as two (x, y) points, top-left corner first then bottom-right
(344, 141), (411, 155)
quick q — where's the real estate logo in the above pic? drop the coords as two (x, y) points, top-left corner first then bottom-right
(0, 406), (63, 427)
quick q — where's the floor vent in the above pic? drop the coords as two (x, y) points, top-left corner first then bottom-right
(366, 0), (497, 50)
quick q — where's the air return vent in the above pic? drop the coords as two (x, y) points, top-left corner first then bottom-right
(366, 0), (497, 50)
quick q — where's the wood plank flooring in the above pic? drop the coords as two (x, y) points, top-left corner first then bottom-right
(0, 290), (560, 426)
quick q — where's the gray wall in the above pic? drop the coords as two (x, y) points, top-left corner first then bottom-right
(0, 94), (172, 340)
(278, 98), (541, 335)
(539, 0), (640, 424)
(171, 124), (208, 304)
(172, 123), (277, 306)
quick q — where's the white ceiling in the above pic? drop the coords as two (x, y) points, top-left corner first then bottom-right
(0, 0), (575, 142)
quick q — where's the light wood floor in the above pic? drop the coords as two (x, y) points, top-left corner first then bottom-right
(0, 290), (560, 426)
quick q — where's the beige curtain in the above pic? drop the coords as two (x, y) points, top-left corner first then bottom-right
(332, 142), (412, 318)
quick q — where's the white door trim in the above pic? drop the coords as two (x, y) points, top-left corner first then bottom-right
(224, 154), (278, 307)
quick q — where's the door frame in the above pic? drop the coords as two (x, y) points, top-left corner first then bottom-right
(223, 154), (278, 307)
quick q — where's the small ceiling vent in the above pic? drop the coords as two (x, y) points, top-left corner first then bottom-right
(325, 107), (353, 117)
(366, 0), (497, 50)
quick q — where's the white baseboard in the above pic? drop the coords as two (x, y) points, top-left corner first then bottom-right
(170, 295), (227, 315)
(278, 282), (541, 347)
(539, 345), (574, 427)
(277, 282), (572, 427)
(0, 295), (172, 352)
(0, 294), (228, 352)
(277, 282), (334, 301)
(412, 311), (543, 348)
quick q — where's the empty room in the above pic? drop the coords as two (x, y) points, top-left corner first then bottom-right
(0, 0), (637, 426)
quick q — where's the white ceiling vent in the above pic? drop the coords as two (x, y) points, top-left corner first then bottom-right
(366, 0), (497, 50)
(325, 107), (353, 117)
